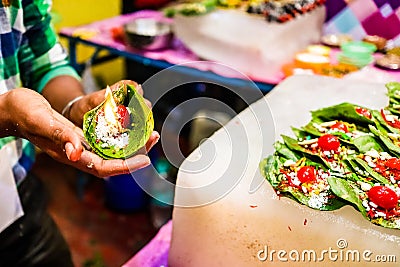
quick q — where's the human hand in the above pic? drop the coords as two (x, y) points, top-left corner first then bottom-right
(67, 79), (158, 167)
(3, 88), (159, 178)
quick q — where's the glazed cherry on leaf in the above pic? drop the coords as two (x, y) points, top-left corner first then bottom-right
(330, 122), (348, 133)
(368, 185), (399, 210)
(318, 134), (340, 151)
(297, 166), (316, 184)
(117, 105), (131, 129)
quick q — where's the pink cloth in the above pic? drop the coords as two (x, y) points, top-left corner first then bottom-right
(123, 220), (172, 267)
(59, 10), (283, 84)
(60, 10), (400, 85)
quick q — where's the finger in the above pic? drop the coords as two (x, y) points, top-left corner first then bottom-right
(72, 126), (85, 138)
(77, 150), (150, 178)
(68, 126), (92, 153)
(135, 84), (144, 95)
(144, 99), (152, 109)
(48, 112), (83, 156)
(146, 131), (160, 152)
(88, 90), (106, 108)
(124, 154), (151, 173)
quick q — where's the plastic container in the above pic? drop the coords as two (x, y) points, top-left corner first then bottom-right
(337, 53), (373, 68)
(294, 52), (330, 73)
(306, 45), (331, 56)
(340, 41), (377, 57)
(338, 41), (377, 68)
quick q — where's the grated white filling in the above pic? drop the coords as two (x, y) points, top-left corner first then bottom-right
(95, 114), (129, 149)
(308, 193), (328, 209)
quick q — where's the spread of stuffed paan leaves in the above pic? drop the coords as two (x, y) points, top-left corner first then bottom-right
(260, 82), (400, 229)
(83, 82), (154, 159)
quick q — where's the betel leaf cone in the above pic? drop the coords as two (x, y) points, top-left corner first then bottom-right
(83, 82), (154, 159)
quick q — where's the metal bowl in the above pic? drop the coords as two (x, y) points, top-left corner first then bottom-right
(124, 18), (173, 51)
(375, 54), (400, 70)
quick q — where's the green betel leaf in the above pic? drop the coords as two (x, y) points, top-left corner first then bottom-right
(259, 81), (400, 229)
(385, 82), (400, 116)
(386, 81), (400, 101)
(83, 83), (154, 159)
(371, 109), (400, 135)
(281, 135), (330, 168)
(352, 135), (384, 153)
(310, 103), (373, 131)
(350, 157), (389, 184)
(302, 120), (361, 146)
(387, 107), (400, 116)
(327, 177), (366, 216)
(274, 141), (300, 162)
(259, 155), (282, 188)
(291, 126), (312, 140)
(329, 177), (400, 229)
(369, 125), (400, 157)
(344, 158), (369, 181)
(301, 122), (323, 138)
(259, 155), (347, 211)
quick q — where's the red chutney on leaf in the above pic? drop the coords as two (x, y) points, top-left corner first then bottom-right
(372, 157), (400, 182)
(330, 121), (348, 133)
(355, 107), (372, 119)
(381, 109), (400, 129)
(385, 158), (400, 171)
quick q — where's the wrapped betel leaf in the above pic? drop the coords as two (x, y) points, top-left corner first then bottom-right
(310, 102), (375, 132)
(83, 82), (154, 159)
(259, 144), (348, 211)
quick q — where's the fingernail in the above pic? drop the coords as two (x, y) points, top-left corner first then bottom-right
(153, 131), (160, 144)
(130, 155), (151, 169)
(65, 142), (81, 162)
(65, 142), (73, 160)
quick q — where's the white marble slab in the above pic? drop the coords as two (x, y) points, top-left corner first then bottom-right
(169, 75), (400, 267)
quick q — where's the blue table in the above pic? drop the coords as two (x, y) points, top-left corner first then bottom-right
(58, 11), (276, 95)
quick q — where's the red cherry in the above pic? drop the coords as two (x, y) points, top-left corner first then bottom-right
(330, 122), (348, 133)
(297, 166), (316, 184)
(368, 186), (398, 210)
(318, 134), (340, 151)
(117, 105), (131, 128)
(385, 158), (400, 170)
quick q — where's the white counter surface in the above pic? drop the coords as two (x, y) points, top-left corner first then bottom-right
(169, 75), (400, 266)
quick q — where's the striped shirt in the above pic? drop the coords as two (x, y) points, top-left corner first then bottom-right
(0, 0), (80, 184)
